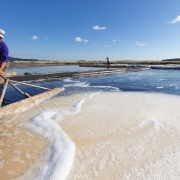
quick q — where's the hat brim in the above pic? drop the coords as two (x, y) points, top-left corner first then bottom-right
(0, 34), (4, 38)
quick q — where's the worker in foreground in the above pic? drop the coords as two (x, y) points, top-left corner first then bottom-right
(0, 29), (9, 75)
(0, 28), (9, 88)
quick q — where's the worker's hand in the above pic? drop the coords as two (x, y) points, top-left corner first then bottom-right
(0, 70), (4, 75)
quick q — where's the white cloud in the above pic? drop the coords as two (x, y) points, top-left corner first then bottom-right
(136, 41), (146, 46)
(74, 37), (88, 42)
(134, 49), (136, 51)
(74, 37), (82, 42)
(93, 25), (107, 30)
(113, 39), (120, 42)
(166, 15), (180, 24)
(31, 36), (38, 40)
(104, 45), (111, 48)
(45, 38), (48, 40)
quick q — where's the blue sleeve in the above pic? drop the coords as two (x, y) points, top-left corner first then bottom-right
(1, 43), (9, 62)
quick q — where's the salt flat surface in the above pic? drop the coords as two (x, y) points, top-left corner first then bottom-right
(61, 92), (180, 180)
(1, 91), (180, 179)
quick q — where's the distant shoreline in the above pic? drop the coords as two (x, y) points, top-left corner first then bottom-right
(7, 60), (180, 70)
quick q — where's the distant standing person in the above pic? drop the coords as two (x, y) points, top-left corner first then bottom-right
(0, 29), (9, 75)
(106, 56), (110, 67)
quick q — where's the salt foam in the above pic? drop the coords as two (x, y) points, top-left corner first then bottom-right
(63, 78), (119, 91)
(16, 92), (100, 180)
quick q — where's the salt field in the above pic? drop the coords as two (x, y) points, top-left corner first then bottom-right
(2, 0), (180, 178)
(1, 69), (180, 179)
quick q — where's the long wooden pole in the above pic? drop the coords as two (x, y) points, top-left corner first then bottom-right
(0, 78), (9, 107)
(0, 74), (31, 98)
(8, 81), (31, 98)
(10, 80), (50, 90)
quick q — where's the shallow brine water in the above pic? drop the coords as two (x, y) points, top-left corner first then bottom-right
(7, 65), (104, 75)
(1, 69), (180, 179)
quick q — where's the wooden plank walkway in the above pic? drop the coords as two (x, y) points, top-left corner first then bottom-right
(9, 67), (146, 82)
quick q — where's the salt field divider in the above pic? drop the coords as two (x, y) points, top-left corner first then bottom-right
(0, 87), (64, 118)
(9, 67), (148, 82)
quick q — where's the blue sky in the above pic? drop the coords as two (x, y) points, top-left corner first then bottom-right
(1, 0), (180, 61)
